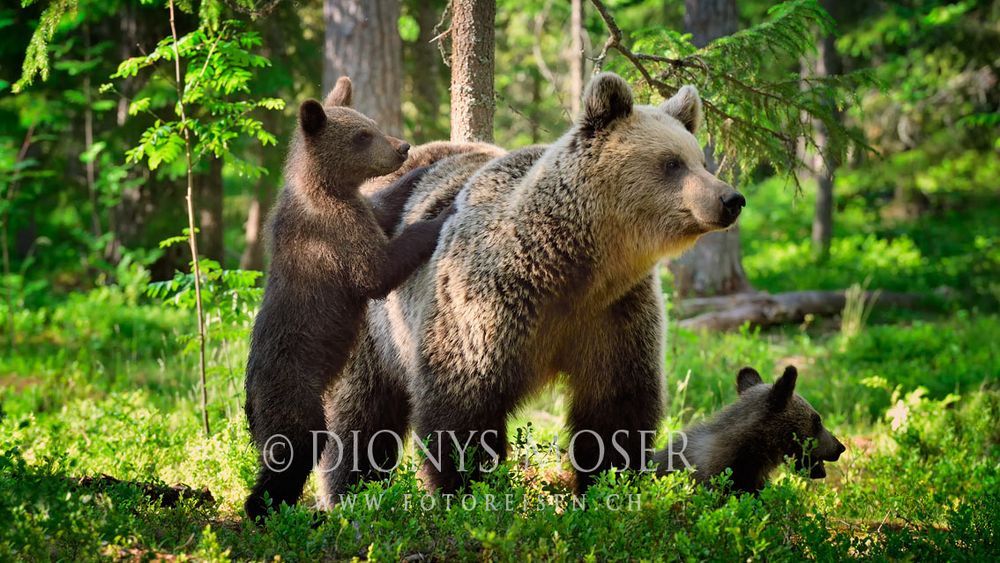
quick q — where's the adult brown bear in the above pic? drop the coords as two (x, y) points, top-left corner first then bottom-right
(317, 72), (745, 503)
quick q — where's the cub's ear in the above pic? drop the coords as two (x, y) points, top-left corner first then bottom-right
(580, 72), (633, 134)
(768, 365), (799, 411)
(325, 76), (353, 107)
(299, 100), (327, 136)
(660, 85), (702, 134)
(737, 367), (763, 395)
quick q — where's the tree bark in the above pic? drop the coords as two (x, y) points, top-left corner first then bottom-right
(196, 156), (224, 264)
(569, 0), (586, 118)
(668, 0), (750, 298)
(239, 179), (271, 272)
(805, 0), (842, 261)
(449, 0), (495, 142)
(324, 0), (403, 136)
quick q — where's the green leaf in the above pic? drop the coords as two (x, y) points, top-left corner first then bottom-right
(128, 97), (152, 116)
(79, 141), (106, 164)
(399, 14), (419, 42)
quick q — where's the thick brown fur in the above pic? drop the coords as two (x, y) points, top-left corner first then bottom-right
(360, 141), (505, 197)
(654, 366), (846, 493)
(317, 72), (747, 502)
(243, 77), (456, 521)
(317, 145), (507, 502)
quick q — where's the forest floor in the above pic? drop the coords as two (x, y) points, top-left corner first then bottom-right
(1, 179), (998, 560)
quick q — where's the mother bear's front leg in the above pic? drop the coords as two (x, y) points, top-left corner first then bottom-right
(411, 297), (537, 493)
(563, 272), (665, 494)
(410, 359), (534, 493)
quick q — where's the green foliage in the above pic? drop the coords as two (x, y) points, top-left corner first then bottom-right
(146, 255), (261, 346)
(12, 0), (79, 93)
(740, 176), (1000, 307)
(837, 0), (999, 202)
(108, 19), (284, 177)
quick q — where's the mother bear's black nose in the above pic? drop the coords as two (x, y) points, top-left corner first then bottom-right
(721, 191), (746, 219)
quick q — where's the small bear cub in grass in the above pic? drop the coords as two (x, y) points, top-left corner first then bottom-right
(243, 77), (454, 521)
(655, 366), (846, 493)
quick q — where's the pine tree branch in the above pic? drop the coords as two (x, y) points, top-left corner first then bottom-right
(588, 0), (873, 187)
(589, 0), (797, 149)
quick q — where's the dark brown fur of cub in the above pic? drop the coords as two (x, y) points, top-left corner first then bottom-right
(243, 77), (454, 521)
(654, 366), (846, 493)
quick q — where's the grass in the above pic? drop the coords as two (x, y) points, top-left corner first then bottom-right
(1, 184), (998, 560)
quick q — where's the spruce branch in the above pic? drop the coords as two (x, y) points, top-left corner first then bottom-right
(589, 0), (874, 186)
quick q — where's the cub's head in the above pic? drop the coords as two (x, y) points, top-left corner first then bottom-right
(574, 73), (745, 257)
(736, 365), (846, 479)
(295, 77), (410, 190)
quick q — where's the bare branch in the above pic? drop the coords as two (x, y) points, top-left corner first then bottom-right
(431, 0), (454, 67)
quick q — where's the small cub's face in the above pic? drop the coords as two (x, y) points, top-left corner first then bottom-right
(298, 77), (410, 187)
(737, 366), (846, 479)
(576, 74), (745, 257)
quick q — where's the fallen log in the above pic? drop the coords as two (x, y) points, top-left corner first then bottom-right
(675, 290), (926, 331)
(69, 474), (215, 507)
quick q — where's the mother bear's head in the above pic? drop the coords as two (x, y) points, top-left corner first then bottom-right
(573, 73), (745, 258)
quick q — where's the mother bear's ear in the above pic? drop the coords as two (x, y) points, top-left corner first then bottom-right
(660, 85), (703, 134)
(324, 76), (353, 108)
(580, 72), (634, 135)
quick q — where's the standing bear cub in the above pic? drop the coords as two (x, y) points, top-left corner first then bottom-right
(319, 72), (747, 501)
(243, 77), (454, 521)
(655, 366), (846, 493)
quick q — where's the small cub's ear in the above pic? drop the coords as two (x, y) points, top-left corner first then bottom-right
(737, 367), (763, 395)
(580, 72), (634, 134)
(325, 76), (353, 107)
(660, 85), (703, 134)
(299, 100), (327, 136)
(768, 365), (799, 411)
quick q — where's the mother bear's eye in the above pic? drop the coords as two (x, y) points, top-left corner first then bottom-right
(353, 130), (373, 146)
(663, 157), (684, 174)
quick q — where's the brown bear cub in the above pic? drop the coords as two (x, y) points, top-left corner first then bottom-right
(243, 77), (454, 521)
(655, 366), (846, 493)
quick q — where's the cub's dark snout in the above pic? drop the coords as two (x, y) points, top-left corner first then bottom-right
(828, 440), (846, 462)
(720, 191), (746, 221)
(398, 142), (410, 157)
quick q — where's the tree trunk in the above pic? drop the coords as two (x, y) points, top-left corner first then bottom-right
(806, 1), (841, 261)
(411, 0), (447, 143)
(83, 24), (101, 240)
(110, 2), (189, 276)
(530, 68), (541, 144)
(240, 31), (283, 273)
(239, 179), (271, 272)
(812, 154), (834, 260)
(668, 0), (749, 298)
(324, 0), (403, 135)
(197, 157), (224, 264)
(449, 0), (495, 142)
(569, 0), (586, 118)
